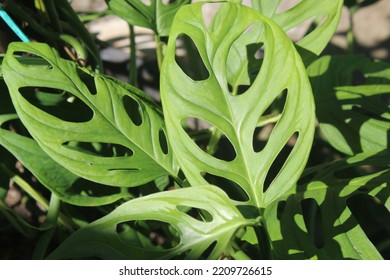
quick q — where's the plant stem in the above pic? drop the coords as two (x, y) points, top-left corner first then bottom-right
(129, 25), (138, 87)
(155, 34), (165, 70)
(33, 193), (61, 259)
(206, 127), (222, 156)
(0, 164), (75, 232)
(347, 6), (356, 54)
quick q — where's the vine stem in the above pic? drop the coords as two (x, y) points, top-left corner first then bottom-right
(129, 24), (138, 87)
(347, 6), (357, 54)
(33, 193), (61, 259)
(0, 164), (75, 232)
(155, 34), (165, 70)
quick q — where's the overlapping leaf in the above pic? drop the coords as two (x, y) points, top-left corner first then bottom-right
(161, 2), (315, 207)
(0, 114), (131, 206)
(251, 0), (343, 63)
(2, 42), (178, 188)
(47, 185), (252, 259)
(106, 0), (191, 36)
(265, 150), (390, 259)
(308, 55), (390, 155)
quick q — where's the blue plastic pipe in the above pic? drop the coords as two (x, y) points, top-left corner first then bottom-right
(0, 7), (30, 42)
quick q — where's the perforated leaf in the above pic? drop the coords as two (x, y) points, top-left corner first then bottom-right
(308, 55), (390, 155)
(265, 150), (390, 259)
(106, 0), (191, 36)
(2, 42), (178, 188)
(0, 114), (131, 206)
(252, 0), (343, 63)
(161, 2), (315, 207)
(47, 185), (251, 259)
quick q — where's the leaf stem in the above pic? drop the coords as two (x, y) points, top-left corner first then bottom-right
(155, 34), (165, 70)
(33, 193), (61, 259)
(129, 24), (138, 87)
(0, 164), (75, 232)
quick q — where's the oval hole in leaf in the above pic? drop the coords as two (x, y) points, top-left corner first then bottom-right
(13, 51), (53, 69)
(277, 200), (287, 220)
(116, 220), (180, 249)
(77, 68), (97, 95)
(226, 26), (265, 96)
(175, 34), (209, 81)
(162, 0), (177, 5)
(252, 89), (287, 153)
(347, 194), (390, 259)
(200, 241), (217, 259)
(301, 198), (325, 249)
(202, 2), (222, 28)
(62, 141), (133, 157)
(123, 95), (143, 126)
(204, 172), (249, 202)
(141, 0), (151, 5)
(263, 132), (299, 192)
(176, 205), (213, 222)
(19, 86), (93, 123)
(275, 0), (299, 14)
(286, 15), (320, 42)
(181, 118), (236, 162)
(159, 128), (169, 155)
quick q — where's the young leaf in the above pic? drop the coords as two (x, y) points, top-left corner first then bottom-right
(265, 150), (390, 259)
(106, 0), (191, 36)
(308, 55), (390, 155)
(161, 2), (315, 207)
(2, 42), (178, 188)
(252, 0), (343, 64)
(47, 185), (253, 260)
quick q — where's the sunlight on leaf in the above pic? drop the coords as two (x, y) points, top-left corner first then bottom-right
(161, 2), (315, 207)
(2, 43), (178, 188)
(47, 185), (253, 259)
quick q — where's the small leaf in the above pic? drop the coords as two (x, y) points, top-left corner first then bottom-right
(161, 2), (315, 207)
(106, 0), (191, 36)
(2, 42), (178, 188)
(308, 55), (390, 155)
(47, 185), (252, 260)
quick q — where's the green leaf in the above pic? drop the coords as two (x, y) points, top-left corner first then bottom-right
(252, 0), (343, 63)
(265, 150), (389, 259)
(2, 42), (178, 188)
(0, 114), (131, 206)
(308, 55), (390, 155)
(106, 0), (191, 36)
(161, 2), (315, 207)
(47, 185), (252, 259)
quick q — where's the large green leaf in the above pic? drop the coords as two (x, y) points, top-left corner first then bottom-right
(0, 114), (131, 206)
(265, 150), (390, 259)
(161, 2), (315, 207)
(47, 185), (252, 259)
(251, 0), (343, 63)
(308, 55), (390, 155)
(106, 0), (191, 36)
(2, 42), (178, 188)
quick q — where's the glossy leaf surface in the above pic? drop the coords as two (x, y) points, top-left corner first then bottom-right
(161, 2), (315, 207)
(252, 0), (343, 63)
(2, 42), (178, 188)
(47, 185), (251, 259)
